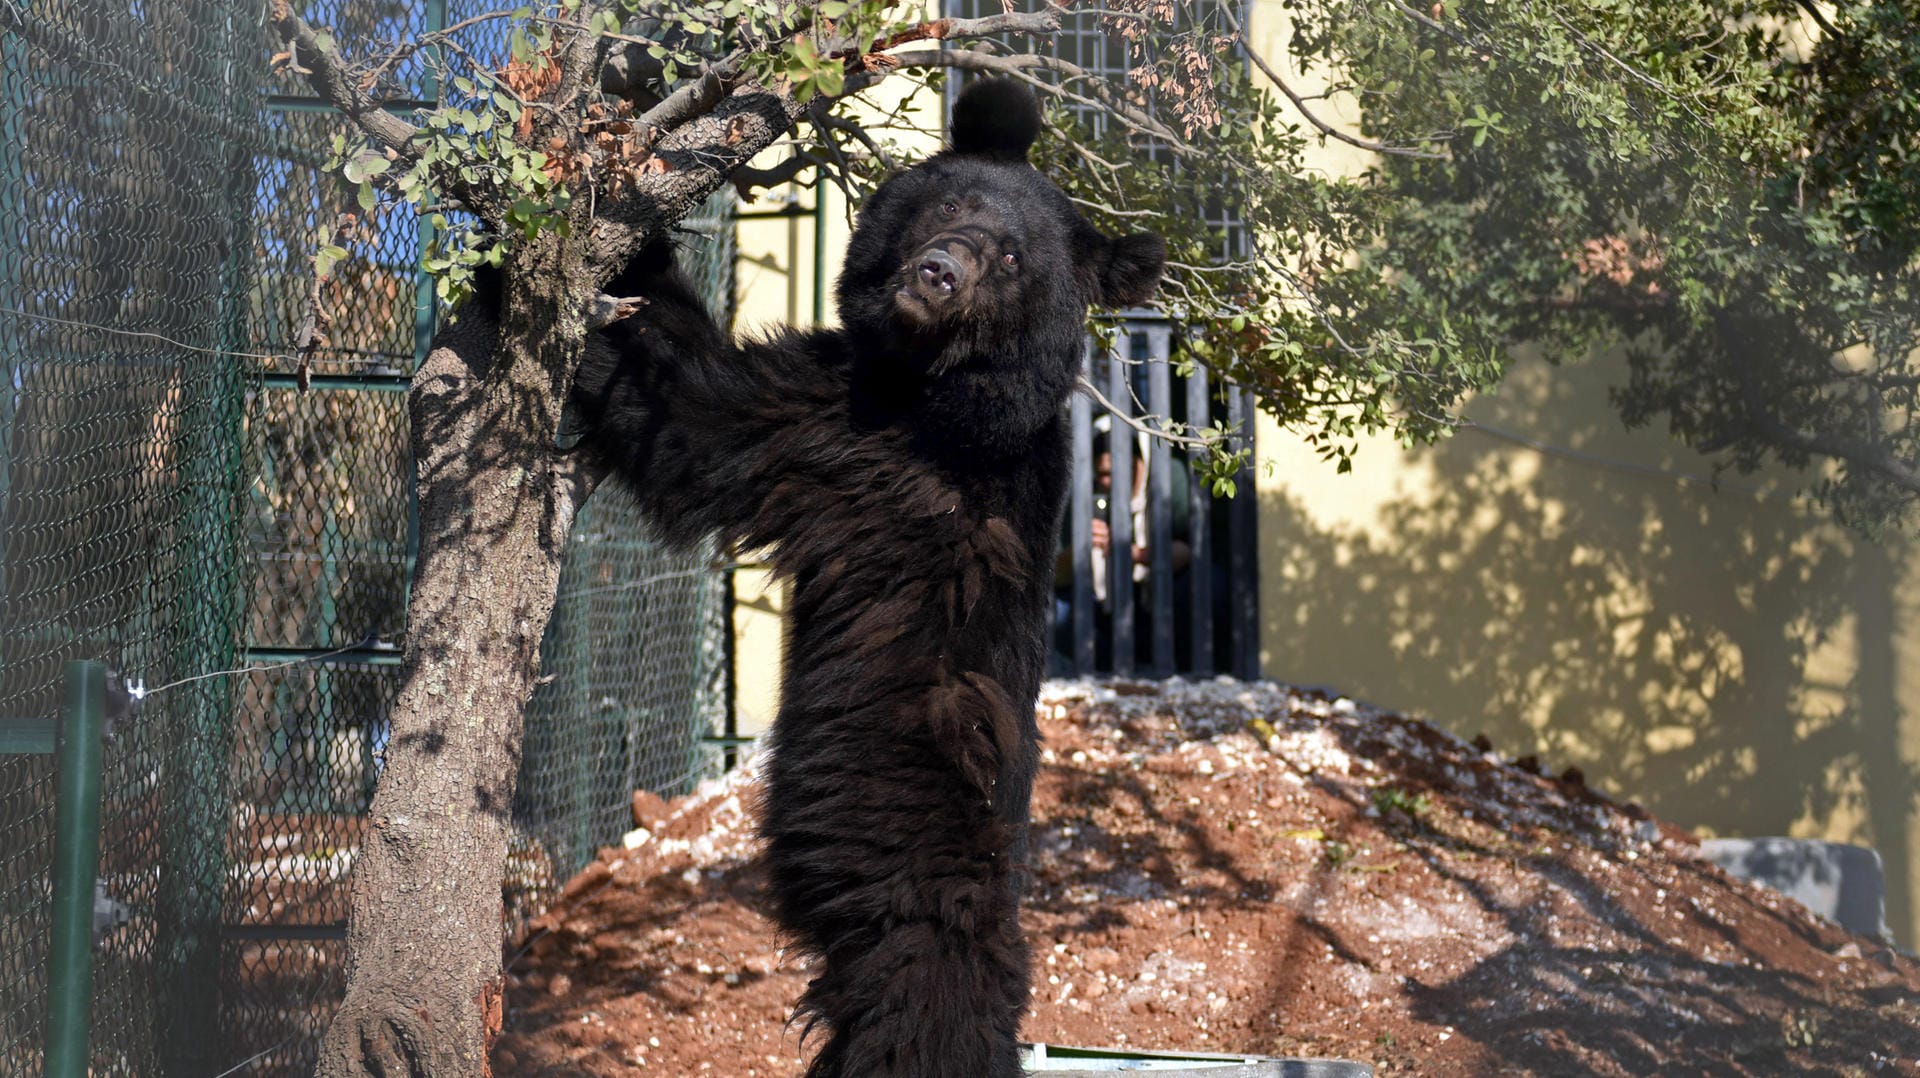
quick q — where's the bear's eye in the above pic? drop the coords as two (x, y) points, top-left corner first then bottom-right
(1001, 252), (1021, 270)
(940, 201), (959, 218)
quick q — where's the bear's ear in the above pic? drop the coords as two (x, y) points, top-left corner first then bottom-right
(949, 78), (1041, 163)
(1088, 231), (1167, 309)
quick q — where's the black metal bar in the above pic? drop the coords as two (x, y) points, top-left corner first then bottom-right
(261, 372), (411, 392)
(1227, 387), (1261, 679)
(1185, 361), (1214, 674)
(1069, 363), (1096, 675)
(0, 715), (56, 755)
(736, 203), (815, 220)
(1105, 345), (1135, 677)
(243, 646), (405, 668)
(1143, 329), (1174, 677)
(221, 923), (349, 942)
(264, 94), (436, 114)
(723, 572), (740, 770)
(700, 735), (759, 747)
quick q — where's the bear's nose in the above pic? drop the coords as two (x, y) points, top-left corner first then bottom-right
(916, 249), (965, 297)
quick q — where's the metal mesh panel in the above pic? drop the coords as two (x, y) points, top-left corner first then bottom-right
(246, 385), (414, 651)
(220, 662), (396, 1077)
(1, 0), (735, 1070)
(0, 0), (260, 1073)
(512, 203), (736, 904)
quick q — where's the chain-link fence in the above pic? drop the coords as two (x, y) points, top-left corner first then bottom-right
(0, 0), (734, 1072)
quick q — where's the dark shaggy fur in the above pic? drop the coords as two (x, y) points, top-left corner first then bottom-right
(571, 80), (1164, 1078)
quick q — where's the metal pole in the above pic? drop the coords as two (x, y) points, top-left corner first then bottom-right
(47, 659), (105, 1078)
(812, 187), (828, 326)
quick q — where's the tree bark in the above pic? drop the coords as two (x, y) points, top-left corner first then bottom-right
(315, 237), (589, 1078)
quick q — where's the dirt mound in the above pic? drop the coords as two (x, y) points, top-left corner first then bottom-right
(493, 678), (1920, 1076)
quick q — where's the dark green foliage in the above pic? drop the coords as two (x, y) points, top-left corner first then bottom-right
(1262, 0), (1920, 530)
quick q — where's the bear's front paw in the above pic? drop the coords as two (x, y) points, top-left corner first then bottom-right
(588, 291), (649, 330)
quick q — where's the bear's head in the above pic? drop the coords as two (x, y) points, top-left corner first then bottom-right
(835, 78), (1167, 373)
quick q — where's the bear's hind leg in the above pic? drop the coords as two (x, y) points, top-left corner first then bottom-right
(796, 916), (1027, 1078)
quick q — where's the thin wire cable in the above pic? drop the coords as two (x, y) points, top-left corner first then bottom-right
(134, 633), (395, 701)
(0, 306), (297, 363)
(207, 1033), (302, 1078)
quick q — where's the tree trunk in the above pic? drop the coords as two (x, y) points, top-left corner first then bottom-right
(316, 240), (590, 1078)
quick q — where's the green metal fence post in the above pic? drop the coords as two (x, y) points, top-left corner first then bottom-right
(47, 659), (105, 1078)
(160, 129), (255, 1066)
(0, 0), (27, 544)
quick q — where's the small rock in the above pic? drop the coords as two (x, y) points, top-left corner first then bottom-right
(632, 789), (671, 830)
(559, 860), (611, 902)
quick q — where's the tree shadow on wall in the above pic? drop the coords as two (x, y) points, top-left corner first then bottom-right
(1258, 358), (1916, 947)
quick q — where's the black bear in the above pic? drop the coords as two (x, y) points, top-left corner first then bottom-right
(573, 79), (1164, 1077)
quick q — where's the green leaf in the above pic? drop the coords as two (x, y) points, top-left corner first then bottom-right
(342, 151), (391, 183)
(314, 244), (349, 279)
(813, 64), (844, 98)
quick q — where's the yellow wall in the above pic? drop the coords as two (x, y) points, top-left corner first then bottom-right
(1253, 363), (1920, 947)
(1241, 0), (1920, 948)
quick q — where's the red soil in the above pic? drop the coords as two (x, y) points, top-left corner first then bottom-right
(494, 678), (1920, 1076)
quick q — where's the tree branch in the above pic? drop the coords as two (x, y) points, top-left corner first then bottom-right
(1386, 0), (1474, 48)
(632, 50), (747, 143)
(1078, 375), (1216, 453)
(269, 0), (419, 152)
(1793, 0), (1843, 40)
(862, 9), (1062, 54)
(1219, 3), (1447, 160)
(817, 109), (896, 171)
(731, 152), (819, 196)
(878, 49), (1194, 152)
(550, 13), (608, 114)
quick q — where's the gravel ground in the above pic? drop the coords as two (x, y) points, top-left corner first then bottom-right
(494, 677), (1920, 1076)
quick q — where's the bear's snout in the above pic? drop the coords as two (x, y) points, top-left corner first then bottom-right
(895, 232), (991, 329)
(917, 249), (965, 297)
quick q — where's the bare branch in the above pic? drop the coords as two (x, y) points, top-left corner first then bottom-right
(1078, 375), (1216, 453)
(269, 0), (419, 151)
(816, 110), (896, 172)
(632, 50), (746, 142)
(865, 9), (1062, 53)
(1546, 10), (1711, 126)
(1793, 0), (1843, 39)
(1220, 3), (1447, 159)
(731, 152), (819, 196)
(1386, 0), (1473, 47)
(878, 49), (1195, 152)
(358, 9), (521, 96)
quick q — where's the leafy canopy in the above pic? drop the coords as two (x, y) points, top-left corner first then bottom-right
(298, 0), (1920, 528)
(1257, 0), (1919, 531)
